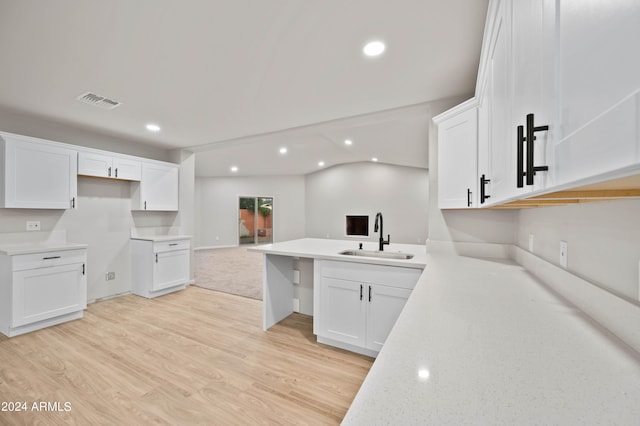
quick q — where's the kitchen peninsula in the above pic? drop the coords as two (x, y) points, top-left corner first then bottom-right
(250, 238), (426, 356)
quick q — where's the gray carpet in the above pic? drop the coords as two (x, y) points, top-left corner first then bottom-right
(194, 246), (264, 300)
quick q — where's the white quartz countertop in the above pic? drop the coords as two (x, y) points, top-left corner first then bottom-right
(249, 238), (426, 269)
(130, 235), (192, 242)
(342, 253), (640, 424)
(0, 242), (88, 256)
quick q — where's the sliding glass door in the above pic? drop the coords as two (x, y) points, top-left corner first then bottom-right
(238, 196), (273, 245)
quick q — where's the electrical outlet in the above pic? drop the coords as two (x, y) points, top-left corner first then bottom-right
(559, 241), (568, 268)
(528, 233), (534, 252)
(26, 221), (41, 231)
(105, 272), (116, 281)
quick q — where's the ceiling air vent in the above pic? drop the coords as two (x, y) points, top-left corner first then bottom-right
(76, 92), (121, 110)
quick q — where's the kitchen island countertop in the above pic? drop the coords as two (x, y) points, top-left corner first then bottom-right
(249, 238), (427, 269)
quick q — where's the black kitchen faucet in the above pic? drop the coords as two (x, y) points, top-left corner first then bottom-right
(374, 212), (390, 251)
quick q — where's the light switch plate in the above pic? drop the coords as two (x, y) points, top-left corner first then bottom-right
(559, 241), (568, 268)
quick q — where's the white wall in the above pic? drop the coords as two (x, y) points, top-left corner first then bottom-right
(517, 199), (640, 300)
(195, 175), (306, 248)
(305, 162), (428, 245)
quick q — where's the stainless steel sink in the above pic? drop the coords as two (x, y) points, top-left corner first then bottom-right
(339, 249), (414, 260)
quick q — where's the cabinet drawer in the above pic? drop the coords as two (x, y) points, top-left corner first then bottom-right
(153, 240), (190, 253)
(12, 249), (86, 272)
(321, 260), (422, 290)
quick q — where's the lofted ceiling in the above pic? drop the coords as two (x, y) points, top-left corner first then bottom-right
(0, 0), (488, 176)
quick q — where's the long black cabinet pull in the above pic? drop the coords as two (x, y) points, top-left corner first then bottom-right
(108, 167), (112, 177)
(155, 254), (158, 263)
(517, 114), (549, 187)
(82, 264), (85, 275)
(467, 188), (472, 207)
(42, 256), (61, 260)
(517, 125), (525, 188)
(368, 285), (372, 302)
(360, 284), (363, 301)
(480, 174), (491, 204)
(115, 168), (118, 178)
(525, 113), (549, 185)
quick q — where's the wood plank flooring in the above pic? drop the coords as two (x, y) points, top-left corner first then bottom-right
(0, 286), (373, 425)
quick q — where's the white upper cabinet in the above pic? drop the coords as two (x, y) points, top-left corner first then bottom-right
(510, 0), (556, 193)
(553, 0), (640, 186)
(444, 0), (640, 208)
(131, 162), (179, 211)
(78, 151), (141, 181)
(0, 132), (77, 209)
(434, 99), (479, 209)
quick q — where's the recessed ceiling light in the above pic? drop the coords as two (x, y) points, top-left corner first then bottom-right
(230, 166), (238, 172)
(318, 161), (325, 167)
(371, 157), (379, 162)
(146, 123), (161, 132)
(363, 41), (385, 57)
(344, 139), (353, 146)
(279, 147), (288, 154)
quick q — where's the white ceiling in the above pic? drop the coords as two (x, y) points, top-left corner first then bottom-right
(0, 0), (488, 176)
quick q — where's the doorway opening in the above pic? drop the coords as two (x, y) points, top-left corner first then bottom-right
(238, 196), (273, 245)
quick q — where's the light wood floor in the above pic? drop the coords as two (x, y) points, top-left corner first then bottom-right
(0, 286), (373, 425)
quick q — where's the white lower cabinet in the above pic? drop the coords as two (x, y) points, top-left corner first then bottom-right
(315, 260), (421, 356)
(131, 238), (191, 298)
(0, 248), (87, 337)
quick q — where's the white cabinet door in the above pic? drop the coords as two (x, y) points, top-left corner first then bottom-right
(510, 0), (556, 193)
(2, 135), (77, 209)
(12, 263), (86, 327)
(319, 277), (366, 348)
(153, 249), (190, 291)
(553, 0), (640, 186)
(366, 284), (411, 352)
(437, 104), (478, 209)
(133, 162), (179, 211)
(78, 152), (111, 178)
(486, 0), (513, 203)
(113, 157), (141, 181)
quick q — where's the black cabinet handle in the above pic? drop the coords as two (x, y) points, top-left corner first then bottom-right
(108, 166), (112, 177)
(480, 174), (491, 204)
(467, 188), (472, 207)
(360, 284), (363, 301)
(517, 125), (525, 188)
(42, 256), (61, 260)
(82, 263), (85, 275)
(368, 285), (372, 302)
(525, 113), (549, 186)
(115, 168), (118, 178)
(155, 253), (158, 263)
(144, 201), (147, 210)
(169, 243), (178, 246)
(71, 197), (76, 208)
